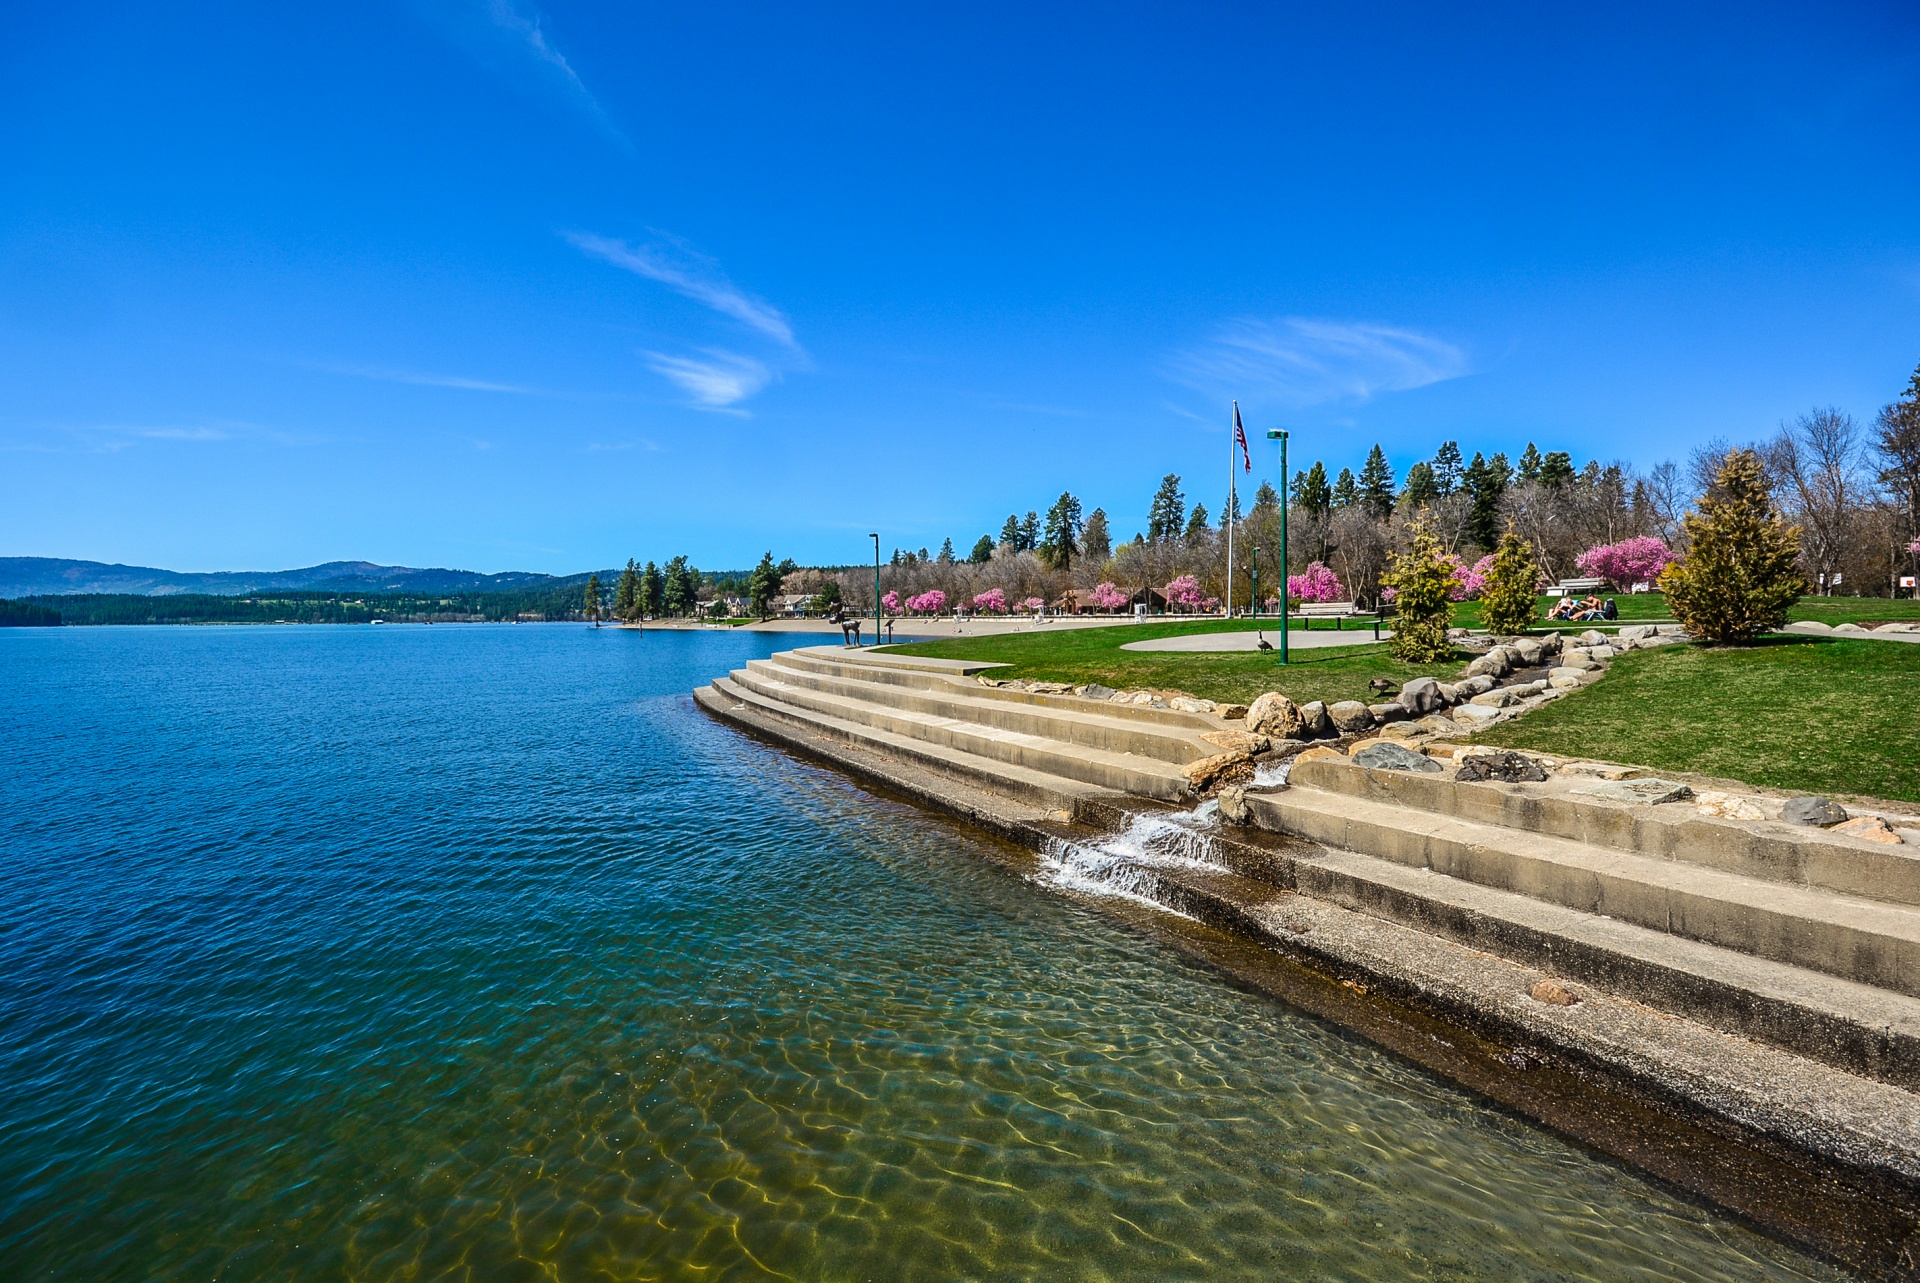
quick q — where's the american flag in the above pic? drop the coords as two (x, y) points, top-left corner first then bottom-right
(1232, 402), (1252, 471)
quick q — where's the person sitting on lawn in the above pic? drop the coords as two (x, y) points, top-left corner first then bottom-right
(1547, 596), (1577, 621)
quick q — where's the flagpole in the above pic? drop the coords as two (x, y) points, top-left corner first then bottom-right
(1226, 402), (1236, 620)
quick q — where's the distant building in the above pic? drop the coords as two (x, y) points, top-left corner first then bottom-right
(772, 593), (812, 617)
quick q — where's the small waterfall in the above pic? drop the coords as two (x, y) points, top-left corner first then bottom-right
(1251, 758), (1295, 789)
(1034, 804), (1228, 918)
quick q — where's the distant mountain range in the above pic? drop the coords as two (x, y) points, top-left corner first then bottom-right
(1, 557), (575, 598)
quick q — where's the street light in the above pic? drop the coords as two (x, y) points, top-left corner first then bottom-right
(1248, 546), (1261, 618)
(1266, 429), (1289, 665)
(870, 533), (882, 648)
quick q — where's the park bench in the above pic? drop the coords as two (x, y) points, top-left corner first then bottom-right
(1293, 601), (1375, 631)
(1550, 577), (1607, 597)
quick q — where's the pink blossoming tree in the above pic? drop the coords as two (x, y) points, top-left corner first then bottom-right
(880, 591), (901, 615)
(1286, 561), (1345, 603)
(971, 588), (1007, 614)
(1089, 581), (1130, 611)
(907, 590), (947, 614)
(1577, 536), (1675, 590)
(1163, 574), (1212, 611)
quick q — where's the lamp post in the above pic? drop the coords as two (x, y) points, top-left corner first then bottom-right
(1266, 429), (1289, 665)
(869, 533), (881, 647)
(1248, 546), (1261, 618)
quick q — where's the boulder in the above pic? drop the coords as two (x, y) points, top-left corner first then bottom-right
(1079, 683), (1117, 700)
(1559, 761), (1644, 780)
(1782, 796), (1849, 827)
(1417, 715), (1462, 735)
(1834, 622), (1871, 635)
(1170, 696), (1216, 713)
(1832, 816), (1903, 844)
(1506, 679), (1549, 698)
(1450, 704), (1504, 727)
(1577, 629), (1608, 647)
(1293, 745), (1346, 765)
(1328, 700), (1375, 733)
(1586, 645), (1617, 661)
(1216, 703), (1249, 720)
(1268, 738), (1309, 757)
(1378, 721), (1427, 741)
(1354, 742), (1444, 773)
(1184, 751), (1254, 792)
(1694, 790), (1782, 822)
(1369, 702), (1409, 722)
(1298, 700), (1334, 737)
(1559, 652), (1601, 671)
(1618, 625), (1653, 642)
(1509, 637), (1544, 666)
(1547, 675), (1585, 691)
(1216, 784), (1253, 825)
(1464, 650), (1512, 679)
(1398, 677), (1443, 715)
(1201, 729), (1271, 755)
(1537, 632), (1564, 655)
(1455, 675), (1496, 697)
(1570, 778), (1693, 804)
(1469, 689), (1518, 708)
(1455, 750), (1549, 783)
(1246, 692), (1306, 739)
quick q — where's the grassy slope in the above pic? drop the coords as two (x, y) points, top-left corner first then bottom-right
(1474, 637), (1920, 803)
(889, 620), (1460, 706)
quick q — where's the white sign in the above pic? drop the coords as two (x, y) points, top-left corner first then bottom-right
(1902, 576), (1917, 589)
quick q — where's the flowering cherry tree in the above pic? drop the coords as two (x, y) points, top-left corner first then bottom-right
(1022, 596), (1045, 613)
(1438, 554), (1488, 601)
(971, 588), (1007, 614)
(1162, 575), (1218, 612)
(1577, 536), (1676, 590)
(1089, 581), (1130, 611)
(881, 591), (901, 614)
(907, 589), (947, 614)
(1286, 561), (1345, 603)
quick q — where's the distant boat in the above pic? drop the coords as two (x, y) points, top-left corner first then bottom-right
(371, 619), (385, 625)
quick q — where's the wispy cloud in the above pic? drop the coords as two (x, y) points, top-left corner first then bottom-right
(318, 362), (534, 394)
(421, 0), (630, 149)
(643, 349), (773, 414)
(564, 231), (799, 351)
(1166, 317), (1468, 406)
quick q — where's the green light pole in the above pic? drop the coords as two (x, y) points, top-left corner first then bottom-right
(1248, 546), (1261, 618)
(869, 533), (881, 648)
(1267, 429), (1289, 665)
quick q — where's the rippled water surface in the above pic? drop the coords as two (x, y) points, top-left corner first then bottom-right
(0, 625), (1847, 1280)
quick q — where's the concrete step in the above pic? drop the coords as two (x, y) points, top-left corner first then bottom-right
(719, 668), (1195, 802)
(1248, 784), (1920, 997)
(773, 647), (1230, 734)
(703, 677), (1116, 814)
(745, 658), (1218, 766)
(1292, 756), (1920, 908)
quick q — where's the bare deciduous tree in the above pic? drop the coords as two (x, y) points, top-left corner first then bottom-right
(1766, 408), (1872, 594)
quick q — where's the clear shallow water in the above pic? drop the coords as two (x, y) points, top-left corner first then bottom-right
(0, 625), (1846, 1281)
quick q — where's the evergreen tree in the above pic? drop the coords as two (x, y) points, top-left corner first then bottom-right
(1479, 525), (1540, 636)
(1358, 444), (1395, 516)
(746, 551), (782, 617)
(1296, 463), (1332, 515)
(1540, 450), (1576, 487)
(1380, 524), (1454, 661)
(1331, 467), (1359, 509)
(969, 535), (996, 563)
(998, 513), (1021, 548)
(662, 555), (697, 616)
(1431, 441), (1464, 495)
(1219, 489), (1242, 525)
(614, 558), (639, 620)
(583, 573), (604, 626)
(1489, 452), (1513, 487)
(642, 561), (664, 616)
(1147, 474), (1185, 541)
(937, 538), (955, 564)
(1401, 461), (1438, 510)
(1660, 450), (1805, 644)
(1250, 480), (1280, 514)
(1184, 504), (1209, 538)
(1040, 492), (1083, 568)
(1516, 443), (1543, 483)
(1018, 510), (1040, 552)
(1080, 508), (1112, 565)
(1463, 452), (1506, 550)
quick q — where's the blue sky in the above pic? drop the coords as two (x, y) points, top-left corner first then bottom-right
(4, 2), (1918, 573)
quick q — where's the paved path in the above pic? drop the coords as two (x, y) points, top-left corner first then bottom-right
(1122, 626), (1392, 652)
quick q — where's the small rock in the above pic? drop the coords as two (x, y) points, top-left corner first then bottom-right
(977, 677), (1009, 687)
(1328, 700), (1376, 733)
(1618, 625), (1653, 642)
(1379, 721), (1427, 741)
(1547, 675), (1585, 691)
(1559, 761), (1643, 780)
(1417, 715), (1461, 735)
(1570, 778), (1694, 804)
(1246, 691), (1306, 739)
(1354, 742), (1444, 773)
(1398, 677), (1443, 715)
(1560, 653), (1601, 671)
(1369, 702), (1409, 723)
(1469, 689), (1518, 708)
(1078, 683), (1116, 699)
(1267, 738), (1309, 756)
(1202, 729), (1271, 755)
(1455, 675), (1496, 697)
(1029, 681), (1073, 694)
(1832, 816), (1904, 845)
(1170, 696), (1216, 713)
(1293, 745), (1346, 765)
(1586, 645), (1617, 661)
(1451, 704), (1504, 727)
(1529, 978), (1580, 1006)
(1298, 700), (1334, 737)
(1577, 629), (1608, 647)
(1435, 683), (1462, 706)
(1456, 751), (1549, 783)
(1694, 790), (1781, 822)
(1782, 796), (1849, 827)
(1216, 784), (1253, 825)
(1216, 703), (1248, 720)
(1184, 751), (1254, 792)
(1506, 679), (1549, 698)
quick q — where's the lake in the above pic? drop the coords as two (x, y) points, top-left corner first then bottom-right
(0, 624), (1845, 1280)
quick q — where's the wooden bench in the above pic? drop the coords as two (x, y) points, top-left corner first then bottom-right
(1293, 601), (1373, 631)
(1550, 577), (1606, 597)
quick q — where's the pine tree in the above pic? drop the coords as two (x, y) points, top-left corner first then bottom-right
(1080, 508), (1111, 564)
(999, 514), (1021, 549)
(1480, 524), (1540, 636)
(1331, 467), (1358, 509)
(1400, 461), (1438, 510)
(1184, 504), (1209, 538)
(1018, 510), (1040, 552)
(1250, 480), (1280, 514)
(1040, 492), (1083, 568)
(1516, 443), (1543, 483)
(1541, 450), (1576, 487)
(642, 561), (664, 616)
(1296, 463), (1332, 515)
(1431, 441), (1464, 495)
(1147, 474), (1185, 541)
(1380, 523), (1454, 661)
(583, 573), (604, 626)
(937, 538), (955, 564)
(1463, 452), (1506, 551)
(747, 551), (782, 617)
(1660, 450), (1805, 644)
(614, 558), (639, 620)
(1358, 445), (1395, 516)
(662, 556), (696, 616)
(969, 535), (996, 563)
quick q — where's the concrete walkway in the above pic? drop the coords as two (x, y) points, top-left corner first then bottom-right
(1122, 626), (1392, 652)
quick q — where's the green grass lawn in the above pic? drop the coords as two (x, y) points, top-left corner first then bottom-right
(889, 619), (1461, 706)
(1473, 637), (1920, 804)
(1452, 592), (1920, 631)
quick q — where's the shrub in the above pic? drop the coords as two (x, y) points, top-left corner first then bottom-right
(1479, 525), (1540, 635)
(1659, 450), (1804, 644)
(1577, 536), (1675, 590)
(1380, 523), (1455, 661)
(1286, 561), (1344, 603)
(971, 589), (1007, 614)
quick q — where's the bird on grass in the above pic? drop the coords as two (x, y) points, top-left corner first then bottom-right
(1256, 631), (1274, 652)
